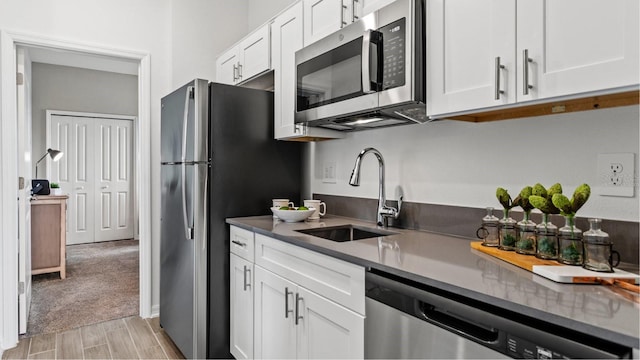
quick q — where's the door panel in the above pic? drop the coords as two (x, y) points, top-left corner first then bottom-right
(254, 266), (297, 359)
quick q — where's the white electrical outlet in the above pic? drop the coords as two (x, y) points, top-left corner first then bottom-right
(596, 153), (635, 197)
(322, 161), (337, 183)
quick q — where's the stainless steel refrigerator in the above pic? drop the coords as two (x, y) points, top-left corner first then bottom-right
(160, 79), (301, 359)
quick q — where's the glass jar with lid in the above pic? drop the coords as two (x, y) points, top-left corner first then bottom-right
(583, 218), (619, 272)
(477, 207), (500, 247)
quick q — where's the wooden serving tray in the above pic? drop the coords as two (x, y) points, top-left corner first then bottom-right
(470, 241), (639, 285)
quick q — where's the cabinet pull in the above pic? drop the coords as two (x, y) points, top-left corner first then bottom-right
(238, 63), (243, 79)
(243, 266), (251, 291)
(285, 287), (294, 318)
(231, 240), (246, 247)
(295, 292), (303, 325)
(341, 4), (347, 27)
(352, 0), (359, 22)
(522, 49), (533, 95)
(494, 56), (505, 100)
(233, 64), (238, 81)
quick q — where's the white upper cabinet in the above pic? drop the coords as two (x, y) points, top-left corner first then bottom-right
(303, 0), (346, 47)
(216, 24), (271, 85)
(516, 0), (639, 102)
(427, 0), (640, 117)
(427, 0), (517, 115)
(216, 49), (240, 85)
(272, 2), (343, 140)
(303, 0), (396, 47)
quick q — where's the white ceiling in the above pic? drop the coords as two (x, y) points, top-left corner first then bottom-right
(27, 46), (138, 76)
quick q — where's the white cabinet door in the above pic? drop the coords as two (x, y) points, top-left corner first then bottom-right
(517, 0), (639, 102)
(230, 254), (254, 360)
(427, 0), (516, 115)
(303, 0), (346, 46)
(296, 287), (365, 359)
(254, 266), (297, 359)
(216, 47), (239, 85)
(272, 2), (344, 140)
(238, 24), (271, 83)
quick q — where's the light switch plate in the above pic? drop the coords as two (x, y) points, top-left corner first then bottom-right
(322, 161), (337, 183)
(596, 153), (635, 197)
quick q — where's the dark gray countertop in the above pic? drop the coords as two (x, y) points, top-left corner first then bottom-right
(227, 214), (640, 349)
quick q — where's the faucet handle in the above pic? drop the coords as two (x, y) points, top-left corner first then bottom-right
(396, 195), (402, 219)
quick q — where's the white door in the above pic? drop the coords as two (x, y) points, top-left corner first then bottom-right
(17, 47), (33, 335)
(296, 287), (365, 359)
(303, 0), (345, 46)
(230, 254), (254, 360)
(427, 0), (516, 116)
(95, 119), (133, 242)
(49, 112), (134, 244)
(516, 0), (640, 101)
(254, 266), (297, 359)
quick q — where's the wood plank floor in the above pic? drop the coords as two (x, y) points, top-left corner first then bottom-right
(2, 316), (184, 360)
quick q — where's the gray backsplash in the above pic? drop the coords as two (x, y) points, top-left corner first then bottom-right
(314, 193), (639, 267)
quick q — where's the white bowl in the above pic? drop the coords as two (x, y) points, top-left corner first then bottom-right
(271, 207), (316, 222)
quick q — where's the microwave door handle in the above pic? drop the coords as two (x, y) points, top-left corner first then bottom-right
(362, 30), (374, 93)
(361, 30), (382, 94)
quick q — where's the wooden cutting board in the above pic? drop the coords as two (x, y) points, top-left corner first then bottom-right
(470, 241), (639, 284)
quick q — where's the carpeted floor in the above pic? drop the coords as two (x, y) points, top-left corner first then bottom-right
(26, 239), (139, 337)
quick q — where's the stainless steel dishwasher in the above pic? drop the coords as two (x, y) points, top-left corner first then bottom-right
(365, 270), (634, 359)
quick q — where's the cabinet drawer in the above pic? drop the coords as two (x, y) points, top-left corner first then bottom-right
(230, 226), (254, 262)
(255, 234), (365, 315)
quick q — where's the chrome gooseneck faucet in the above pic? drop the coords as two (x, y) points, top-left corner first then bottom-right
(349, 147), (401, 227)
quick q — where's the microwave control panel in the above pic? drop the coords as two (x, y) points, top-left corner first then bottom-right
(380, 18), (406, 90)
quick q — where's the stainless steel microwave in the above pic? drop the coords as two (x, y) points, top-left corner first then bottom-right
(295, 0), (426, 131)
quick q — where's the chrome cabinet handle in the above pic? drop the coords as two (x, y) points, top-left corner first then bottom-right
(341, 4), (347, 27)
(232, 64), (238, 81)
(494, 57), (505, 100)
(237, 63), (243, 79)
(231, 240), (246, 247)
(522, 49), (533, 95)
(101, 185), (109, 189)
(243, 266), (251, 291)
(352, 0), (359, 22)
(295, 293), (303, 325)
(285, 287), (294, 318)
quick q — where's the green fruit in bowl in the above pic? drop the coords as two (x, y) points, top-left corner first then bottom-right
(279, 206), (291, 210)
(298, 206), (309, 211)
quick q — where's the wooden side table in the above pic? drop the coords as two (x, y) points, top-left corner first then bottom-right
(31, 195), (68, 279)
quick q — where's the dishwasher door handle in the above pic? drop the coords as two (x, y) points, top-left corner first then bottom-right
(418, 301), (500, 344)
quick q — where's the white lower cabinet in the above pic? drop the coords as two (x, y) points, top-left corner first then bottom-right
(254, 266), (365, 359)
(230, 253), (254, 359)
(229, 226), (365, 360)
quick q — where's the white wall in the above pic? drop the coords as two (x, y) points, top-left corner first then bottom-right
(31, 62), (138, 176)
(171, 0), (249, 87)
(310, 105), (640, 222)
(248, 0), (297, 30)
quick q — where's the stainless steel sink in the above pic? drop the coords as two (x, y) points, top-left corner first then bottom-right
(296, 225), (396, 242)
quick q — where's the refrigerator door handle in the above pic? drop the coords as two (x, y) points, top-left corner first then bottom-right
(181, 86), (194, 240)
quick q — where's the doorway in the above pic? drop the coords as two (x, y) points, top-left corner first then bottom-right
(0, 30), (152, 348)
